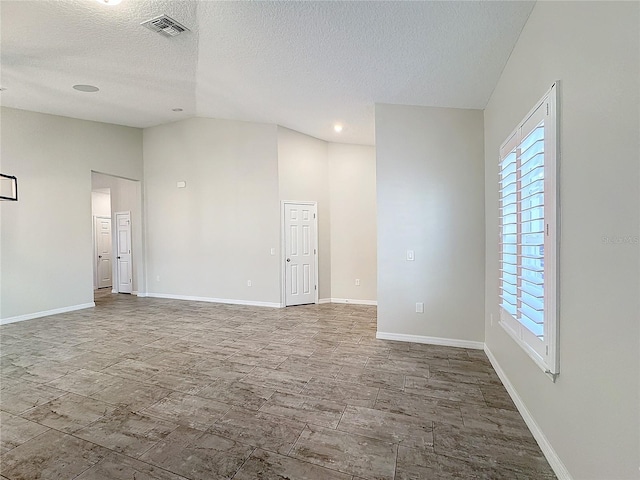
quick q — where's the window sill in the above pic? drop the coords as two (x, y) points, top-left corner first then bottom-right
(499, 316), (559, 382)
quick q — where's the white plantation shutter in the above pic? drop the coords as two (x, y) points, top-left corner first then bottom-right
(499, 83), (559, 379)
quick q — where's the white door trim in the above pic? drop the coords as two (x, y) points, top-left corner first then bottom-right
(93, 215), (99, 289)
(281, 201), (319, 307)
(115, 211), (133, 294)
(93, 215), (112, 289)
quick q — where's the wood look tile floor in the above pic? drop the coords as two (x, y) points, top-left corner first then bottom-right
(0, 291), (556, 479)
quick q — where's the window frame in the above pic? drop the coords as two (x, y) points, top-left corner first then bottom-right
(498, 82), (560, 380)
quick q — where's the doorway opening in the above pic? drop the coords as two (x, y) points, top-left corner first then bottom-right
(92, 189), (112, 293)
(91, 172), (143, 301)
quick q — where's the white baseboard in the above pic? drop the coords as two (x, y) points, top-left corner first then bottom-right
(0, 303), (95, 326)
(135, 292), (147, 297)
(322, 298), (377, 306)
(484, 345), (572, 480)
(376, 331), (484, 350)
(145, 293), (282, 308)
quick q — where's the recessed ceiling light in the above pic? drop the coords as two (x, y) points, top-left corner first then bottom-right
(334, 124), (343, 133)
(73, 84), (99, 93)
(172, 108), (183, 112)
(96, 0), (122, 5)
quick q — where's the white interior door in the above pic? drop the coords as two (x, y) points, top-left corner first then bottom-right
(115, 211), (132, 294)
(284, 202), (317, 306)
(95, 216), (112, 289)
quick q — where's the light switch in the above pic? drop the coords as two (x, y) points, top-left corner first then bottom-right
(416, 302), (424, 313)
(406, 250), (415, 261)
(270, 248), (276, 256)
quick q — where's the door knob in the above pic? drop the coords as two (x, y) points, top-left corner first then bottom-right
(286, 258), (291, 262)
(98, 255), (102, 259)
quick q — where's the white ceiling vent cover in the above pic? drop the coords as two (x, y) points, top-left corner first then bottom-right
(141, 15), (190, 37)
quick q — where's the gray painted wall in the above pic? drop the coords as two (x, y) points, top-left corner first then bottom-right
(143, 117), (281, 305)
(2, 111), (377, 319)
(0, 107), (142, 319)
(376, 104), (485, 343)
(483, 2), (639, 478)
(277, 127), (332, 301)
(328, 143), (377, 303)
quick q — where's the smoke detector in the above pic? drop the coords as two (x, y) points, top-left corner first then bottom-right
(141, 15), (190, 37)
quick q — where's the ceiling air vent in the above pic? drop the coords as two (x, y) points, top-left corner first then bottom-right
(141, 15), (190, 37)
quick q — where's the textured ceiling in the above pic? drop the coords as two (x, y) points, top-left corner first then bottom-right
(1, 0), (534, 145)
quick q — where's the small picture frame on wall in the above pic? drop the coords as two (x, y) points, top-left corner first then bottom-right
(0, 174), (18, 201)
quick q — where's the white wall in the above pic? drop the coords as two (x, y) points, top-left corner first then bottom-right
(328, 143), (377, 303)
(483, 2), (639, 479)
(277, 127), (332, 301)
(376, 104), (485, 345)
(91, 190), (110, 217)
(0, 107), (142, 320)
(143, 117), (281, 305)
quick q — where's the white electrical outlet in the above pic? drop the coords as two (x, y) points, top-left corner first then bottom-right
(355, 279), (360, 286)
(406, 250), (415, 261)
(247, 280), (252, 287)
(416, 302), (424, 313)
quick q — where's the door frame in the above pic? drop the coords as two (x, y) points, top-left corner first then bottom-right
(93, 215), (112, 289)
(114, 210), (132, 294)
(280, 201), (319, 307)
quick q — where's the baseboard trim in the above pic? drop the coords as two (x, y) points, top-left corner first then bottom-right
(376, 331), (484, 350)
(484, 346), (572, 480)
(318, 298), (331, 304)
(0, 303), (95, 325)
(326, 298), (377, 306)
(145, 293), (282, 308)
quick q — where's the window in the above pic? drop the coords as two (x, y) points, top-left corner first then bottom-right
(499, 83), (559, 379)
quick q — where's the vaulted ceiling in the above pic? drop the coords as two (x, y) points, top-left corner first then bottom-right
(1, 0), (534, 145)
